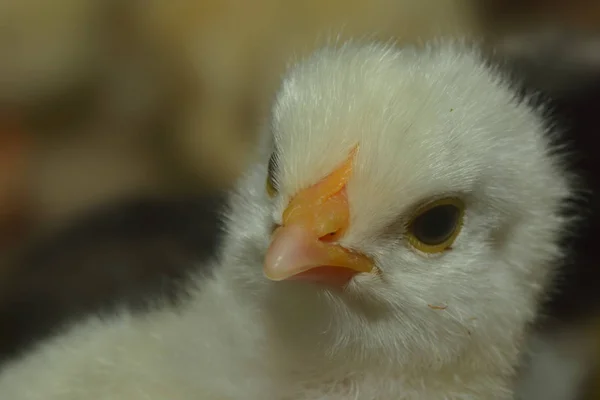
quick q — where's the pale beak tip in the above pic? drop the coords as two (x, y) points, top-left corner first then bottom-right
(263, 269), (284, 281)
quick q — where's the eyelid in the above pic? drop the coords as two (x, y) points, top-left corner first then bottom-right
(406, 196), (463, 223)
(380, 195), (465, 239)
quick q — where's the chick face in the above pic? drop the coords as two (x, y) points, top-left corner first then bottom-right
(224, 41), (573, 366)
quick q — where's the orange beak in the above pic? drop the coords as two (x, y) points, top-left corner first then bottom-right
(264, 147), (374, 286)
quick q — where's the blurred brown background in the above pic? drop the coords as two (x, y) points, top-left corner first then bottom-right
(0, 1), (599, 399)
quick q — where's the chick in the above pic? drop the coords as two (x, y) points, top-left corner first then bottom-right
(0, 40), (574, 400)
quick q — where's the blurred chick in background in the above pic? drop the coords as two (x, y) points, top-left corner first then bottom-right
(0, 0), (104, 254)
(0, 0), (164, 249)
(0, 0), (108, 106)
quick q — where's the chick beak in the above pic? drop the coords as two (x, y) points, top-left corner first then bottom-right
(263, 148), (374, 286)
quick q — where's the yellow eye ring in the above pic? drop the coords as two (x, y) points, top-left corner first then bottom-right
(405, 197), (465, 254)
(266, 153), (278, 198)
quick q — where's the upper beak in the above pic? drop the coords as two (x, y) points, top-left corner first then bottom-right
(263, 147), (374, 285)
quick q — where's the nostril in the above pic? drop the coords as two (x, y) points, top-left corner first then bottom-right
(319, 230), (340, 242)
(270, 223), (281, 235)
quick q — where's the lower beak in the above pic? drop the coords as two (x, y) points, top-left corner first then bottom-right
(264, 224), (374, 285)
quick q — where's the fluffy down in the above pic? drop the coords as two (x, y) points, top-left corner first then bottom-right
(0, 40), (574, 400)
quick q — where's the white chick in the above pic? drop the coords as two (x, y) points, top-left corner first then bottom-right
(0, 40), (574, 400)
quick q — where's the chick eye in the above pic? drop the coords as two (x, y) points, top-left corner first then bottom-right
(266, 153), (278, 197)
(406, 197), (464, 253)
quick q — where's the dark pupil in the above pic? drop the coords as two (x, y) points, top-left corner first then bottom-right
(411, 204), (460, 246)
